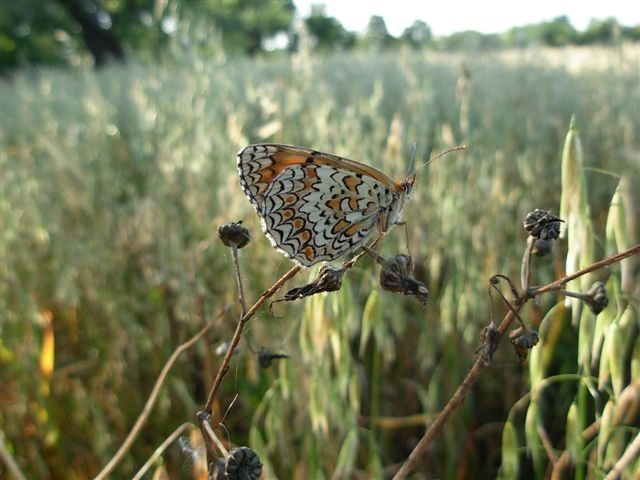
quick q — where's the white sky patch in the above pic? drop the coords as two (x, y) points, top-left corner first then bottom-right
(294, 0), (640, 36)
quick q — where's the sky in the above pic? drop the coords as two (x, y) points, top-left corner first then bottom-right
(294, 0), (640, 37)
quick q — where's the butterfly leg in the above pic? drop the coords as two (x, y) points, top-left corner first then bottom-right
(357, 220), (388, 263)
(399, 221), (412, 258)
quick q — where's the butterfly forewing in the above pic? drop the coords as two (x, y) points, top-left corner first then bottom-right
(237, 144), (410, 267)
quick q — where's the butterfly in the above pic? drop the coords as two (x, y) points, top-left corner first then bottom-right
(236, 143), (420, 267)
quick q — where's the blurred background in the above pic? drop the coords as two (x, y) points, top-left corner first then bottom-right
(1, 1), (638, 479)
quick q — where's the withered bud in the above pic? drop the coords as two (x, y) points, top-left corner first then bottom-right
(215, 341), (239, 357)
(282, 265), (345, 301)
(218, 221), (251, 248)
(225, 446), (262, 480)
(531, 238), (553, 256)
(379, 254), (429, 305)
(257, 346), (290, 368)
(523, 209), (563, 240)
(586, 281), (608, 314)
(509, 326), (539, 362)
(479, 324), (501, 366)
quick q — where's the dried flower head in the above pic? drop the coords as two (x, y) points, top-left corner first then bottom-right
(509, 326), (539, 362)
(218, 221), (251, 248)
(523, 209), (563, 240)
(257, 346), (290, 368)
(479, 324), (501, 366)
(282, 264), (345, 301)
(379, 254), (429, 304)
(531, 238), (553, 256)
(225, 446), (262, 480)
(586, 281), (608, 314)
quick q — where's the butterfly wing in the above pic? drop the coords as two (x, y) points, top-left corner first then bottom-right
(237, 144), (404, 266)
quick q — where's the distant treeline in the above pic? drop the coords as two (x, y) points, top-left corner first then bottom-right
(2, 0), (638, 72)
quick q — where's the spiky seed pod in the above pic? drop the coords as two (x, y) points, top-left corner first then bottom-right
(379, 254), (429, 305)
(257, 346), (290, 368)
(586, 281), (608, 314)
(523, 209), (563, 241)
(218, 221), (251, 248)
(283, 264), (345, 300)
(225, 446), (262, 480)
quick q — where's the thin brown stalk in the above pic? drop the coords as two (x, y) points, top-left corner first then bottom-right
(231, 244), (247, 317)
(203, 264), (301, 411)
(531, 244), (640, 296)
(93, 311), (223, 480)
(392, 245), (640, 479)
(131, 422), (194, 480)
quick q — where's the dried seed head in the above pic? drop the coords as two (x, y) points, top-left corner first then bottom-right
(586, 281), (608, 314)
(257, 346), (290, 368)
(379, 254), (429, 305)
(479, 324), (501, 366)
(218, 221), (251, 248)
(523, 209), (564, 240)
(509, 326), (539, 362)
(283, 265), (344, 301)
(531, 238), (553, 256)
(225, 446), (262, 480)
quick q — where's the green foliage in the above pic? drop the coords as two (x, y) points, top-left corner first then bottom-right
(303, 4), (356, 52)
(0, 0), (295, 71)
(1, 44), (639, 478)
(501, 117), (639, 479)
(361, 15), (396, 51)
(578, 18), (627, 45)
(193, 0), (295, 54)
(3, 1), (638, 72)
(0, 1), (85, 70)
(400, 20), (433, 50)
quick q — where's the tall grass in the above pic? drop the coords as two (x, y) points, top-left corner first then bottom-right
(1, 45), (638, 479)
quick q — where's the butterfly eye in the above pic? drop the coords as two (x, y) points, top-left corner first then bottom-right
(403, 175), (416, 192)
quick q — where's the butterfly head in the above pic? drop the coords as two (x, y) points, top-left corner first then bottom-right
(399, 173), (417, 196)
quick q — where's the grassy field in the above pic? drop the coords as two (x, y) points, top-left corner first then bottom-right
(1, 44), (638, 479)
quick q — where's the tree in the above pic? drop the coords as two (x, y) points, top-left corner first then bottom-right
(198, 0), (295, 54)
(577, 18), (620, 44)
(303, 4), (355, 52)
(58, 0), (124, 67)
(538, 16), (577, 46)
(400, 20), (432, 49)
(0, 0), (295, 72)
(362, 15), (395, 50)
(0, 1), (84, 71)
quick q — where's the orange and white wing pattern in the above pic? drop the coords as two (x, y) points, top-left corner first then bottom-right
(237, 144), (415, 267)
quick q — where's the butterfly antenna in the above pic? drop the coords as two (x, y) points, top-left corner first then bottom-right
(410, 144), (467, 177)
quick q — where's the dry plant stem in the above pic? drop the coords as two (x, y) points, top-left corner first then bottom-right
(604, 432), (640, 480)
(393, 245), (640, 479)
(531, 244), (640, 297)
(537, 423), (559, 464)
(131, 422), (193, 480)
(231, 244), (247, 317)
(521, 236), (535, 291)
(0, 430), (27, 480)
(361, 413), (431, 429)
(392, 307), (520, 480)
(491, 278), (527, 328)
(93, 314), (222, 480)
(197, 411), (229, 457)
(204, 264), (301, 412)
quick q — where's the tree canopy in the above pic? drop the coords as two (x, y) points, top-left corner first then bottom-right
(1, 0), (638, 72)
